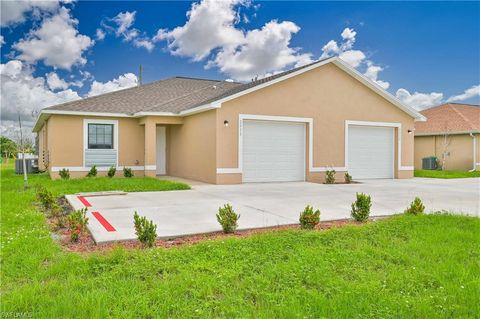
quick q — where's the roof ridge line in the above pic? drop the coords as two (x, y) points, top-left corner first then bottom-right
(450, 104), (476, 131)
(139, 80), (233, 113)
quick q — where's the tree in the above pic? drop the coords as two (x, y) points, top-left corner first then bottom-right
(0, 136), (17, 163)
(440, 121), (451, 171)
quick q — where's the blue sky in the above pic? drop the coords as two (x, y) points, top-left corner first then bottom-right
(1, 1), (479, 135)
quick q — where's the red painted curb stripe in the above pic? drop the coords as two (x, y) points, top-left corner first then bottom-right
(92, 211), (116, 232)
(77, 196), (92, 207)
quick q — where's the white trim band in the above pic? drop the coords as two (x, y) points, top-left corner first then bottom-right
(51, 166), (146, 172)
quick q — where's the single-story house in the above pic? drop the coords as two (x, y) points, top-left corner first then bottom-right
(33, 57), (425, 183)
(414, 103), (479, 171)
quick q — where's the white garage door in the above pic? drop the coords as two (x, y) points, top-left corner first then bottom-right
(348, 125), (394, 179)
(243, 120), (305, 183)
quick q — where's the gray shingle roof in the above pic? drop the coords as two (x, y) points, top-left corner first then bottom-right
(45, 58), (330, 115)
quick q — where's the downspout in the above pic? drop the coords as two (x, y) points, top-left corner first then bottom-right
(469, 133), (476, 172)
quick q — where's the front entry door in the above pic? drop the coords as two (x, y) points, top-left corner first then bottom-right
(156, 126), (166, 175)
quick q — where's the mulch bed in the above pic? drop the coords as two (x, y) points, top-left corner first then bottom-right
(59, 218), (381, 253)
(45, 196), (389, 253)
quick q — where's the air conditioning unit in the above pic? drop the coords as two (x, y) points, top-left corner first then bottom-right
(422, 156), (438, 170)
(15, 156), (39, 174)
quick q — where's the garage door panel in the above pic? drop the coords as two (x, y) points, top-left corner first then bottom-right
(243, 120), (305, 183)
(348, 125), (394, 179)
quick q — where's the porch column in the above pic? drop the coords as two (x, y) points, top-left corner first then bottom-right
(144, 120), (156, 177)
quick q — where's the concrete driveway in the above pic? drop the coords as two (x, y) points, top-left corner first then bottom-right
(67, 178), (480, 243)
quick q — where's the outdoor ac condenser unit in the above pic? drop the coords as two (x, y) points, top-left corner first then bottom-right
(422, 156), (438, 170)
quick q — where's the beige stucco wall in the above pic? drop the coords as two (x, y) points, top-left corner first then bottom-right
(37, 122), (48, 171)
(414, 133), (477, 171)
(44, 115), (146, 178)
(215, 63), (415, 183)
(168, 109), (217, 184)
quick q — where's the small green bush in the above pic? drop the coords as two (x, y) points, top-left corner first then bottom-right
(67, 208), (89, 242)
(86, 165), (97, 177)
(404, 197), (425, 215)
(325, 169), (336, 184)
(299, 205), (320, 229)
(344, 172), (352, 184)
(133, 211), (157, 247)
(351, 192), (372, 222)
(216, 204), (240, 233)
(123, 167), (134, 178)
(37, 186), (56, 210)
(59, 168), (70, 180)
(107, 166), (116, 178)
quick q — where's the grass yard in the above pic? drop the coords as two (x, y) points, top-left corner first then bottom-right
(414, 169), (480, 179)
(1, 164), (479, 318)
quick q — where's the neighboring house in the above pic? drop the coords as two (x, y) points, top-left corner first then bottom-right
(414, 103), (479, 171)
(33, 57), (425, 183)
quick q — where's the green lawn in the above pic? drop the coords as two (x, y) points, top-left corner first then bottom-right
(1, 164), (479, 318)
(414, 169), (480, 179)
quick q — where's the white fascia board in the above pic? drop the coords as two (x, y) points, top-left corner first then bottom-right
(41, 109), (132, 117)
(32, 113), (50, 132)
(133, 112), (178, 117)
(414, 130), (480, 136)
(331, 58), (427, 122)
(179, 101), (222, 116)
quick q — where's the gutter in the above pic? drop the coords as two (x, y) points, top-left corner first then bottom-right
(469, 133), (477, 172)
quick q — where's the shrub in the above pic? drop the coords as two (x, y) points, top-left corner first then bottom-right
(37, 186), (56, 210)
(123, 167), (134, 178)
(216, 204), (240, 233)
(49, 203), (63, 218)
(133, 211), (157, 247)
(86, 165), (97, 177)
(299, 205), (320, 229)
(67, 208), (89, 242)
(404, 197), (425, 215)
(107, 166), (116, 178)
(344, 172), (352, 184)
(351, 192), (372, 222)
(59, 168), (70, 180)
(325, 169), (336, 184)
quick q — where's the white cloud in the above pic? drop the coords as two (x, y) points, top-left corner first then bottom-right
(154, 0), (245, 61)
(13, 7), (93, 69)
(0, 35), (4, 47)
(46, 72), (69, 90)
(320, 27), (366, 68)
(156, 0), (311, 81)
(340, 27), (356, 50)
(101, 11), (154, 52)
(0, 60), (81, 135)
(96, 28), (106, 41)
(133, 39), (154, 51)
(338, 50), (365, 68)
(319, 27), (393, 90)
(0, 0), (59, 27)
(210, 20), (312, 81)
(395, 88), (443, 110)
(364, 61), (390, 90)
(87, 73), (138, 97)
(321, 40), (340, 57)
(447, 85), (480, 102)
(113, 11), (136, 36)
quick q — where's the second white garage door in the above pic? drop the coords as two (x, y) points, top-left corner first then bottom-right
(348, 125), (394, 179)
(242, 120), (305, 183)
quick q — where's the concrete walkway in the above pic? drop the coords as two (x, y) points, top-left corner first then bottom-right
(66, 178), (480, 243)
